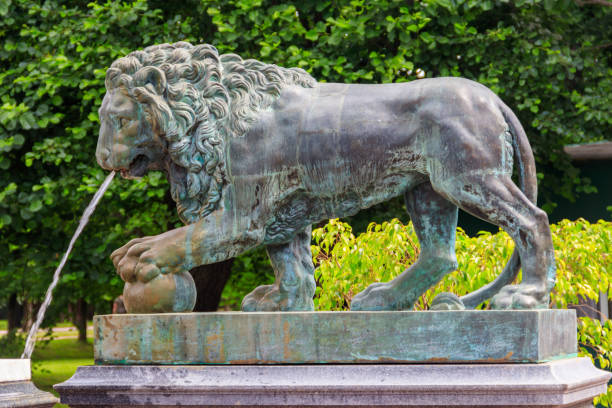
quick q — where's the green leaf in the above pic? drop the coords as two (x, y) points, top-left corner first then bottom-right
(0, 214), (12, 228)
(0, 0), (10, 16)
(13, 134), (25, 146)
(305, 29), (319, 41)
(19, 208), (33, 220)
(29, 200), (43, 212)
(51, 95), (63, 106)
(18, 112), (36, 130)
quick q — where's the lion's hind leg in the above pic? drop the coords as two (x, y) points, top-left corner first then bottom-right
(351, 182), (459, 311)
(241, 226), (315, 311)
(433, 173), (556, 310)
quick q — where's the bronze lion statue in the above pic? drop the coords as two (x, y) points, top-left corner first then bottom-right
(96, 42), (556, 313)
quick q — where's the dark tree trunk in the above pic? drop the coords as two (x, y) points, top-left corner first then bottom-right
(189, 259), (234, 312)
(569, 296), (600, 319)
(73, 298), (88, 342)
(21, 301), (37, 332)
(7, 293), (21, 332)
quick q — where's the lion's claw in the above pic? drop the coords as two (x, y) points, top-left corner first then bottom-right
(490, 284), (549, 310)
(111, 236), (149, 267)
(242, 285), (282, 312)
(429, 292), (466, 310)
(351, 282), (410, 311)
(135, 262), (162, 283)
(241, 281), (315, 312)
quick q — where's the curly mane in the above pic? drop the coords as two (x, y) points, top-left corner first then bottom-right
(104, 42), (316, 223)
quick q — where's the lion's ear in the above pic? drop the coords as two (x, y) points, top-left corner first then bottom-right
(134, 66), (167, 96)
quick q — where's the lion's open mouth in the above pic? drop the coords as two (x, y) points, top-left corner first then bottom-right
(121, 154), (150, 179)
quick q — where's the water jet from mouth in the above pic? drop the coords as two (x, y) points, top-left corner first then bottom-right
(21, 170), (116, 359)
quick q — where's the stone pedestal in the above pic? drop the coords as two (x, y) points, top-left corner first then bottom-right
(55, 358), (610, 407)
(93, 310), (577, 364)
(55, 310), (611, 407)
(0, 359), (58, 408)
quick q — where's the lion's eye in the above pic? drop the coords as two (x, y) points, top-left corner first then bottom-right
(119, 117), (130, 128)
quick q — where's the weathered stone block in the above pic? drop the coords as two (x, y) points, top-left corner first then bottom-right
(94, 310), (577, 365)
(55, 357), (611, 407)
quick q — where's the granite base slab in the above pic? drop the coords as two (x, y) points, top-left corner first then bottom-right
(54, 357), (611, 407)
(94, 310), (577, 364)
(0, 359), (58, 408)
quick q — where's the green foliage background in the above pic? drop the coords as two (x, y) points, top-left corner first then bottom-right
(0, 0), (610, 321)
(312, 218), (611, 311)
(311, 218), (611, 405)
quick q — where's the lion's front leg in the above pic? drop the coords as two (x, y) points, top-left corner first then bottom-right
(112, 215), (266, 313)
(111, 227), (197, 313)
(242, 226), (316, 312)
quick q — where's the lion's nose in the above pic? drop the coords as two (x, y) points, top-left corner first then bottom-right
(96, 147), (112, 169)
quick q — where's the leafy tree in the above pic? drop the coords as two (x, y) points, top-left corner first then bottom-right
(0, 0), (196, 331)
(199, 0), (612, 209)
(0, 0), (610, 324)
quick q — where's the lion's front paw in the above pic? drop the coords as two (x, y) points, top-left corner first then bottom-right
(112, 236), (164, 284)
(111, 233), (187, 284)
(111, 230), (194, 314)
(490, 284), (549, 310)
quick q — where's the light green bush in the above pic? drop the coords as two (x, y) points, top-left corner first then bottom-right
(579, 317), (612, 407)
(551, 219), (611, 308)
(312, 218), (611, 406)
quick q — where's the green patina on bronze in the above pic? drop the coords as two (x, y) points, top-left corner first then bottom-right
(96, 42), (556, 313)
(93, 310), (577, 365)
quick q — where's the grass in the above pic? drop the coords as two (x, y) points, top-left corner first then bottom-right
(30, 338), (94, 408)
(36, 328), (94, 339)
(53, 321), (79, 328)
(0, 320), (93, 338)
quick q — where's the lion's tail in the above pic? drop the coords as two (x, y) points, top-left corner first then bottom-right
(459, 101), (538, 309)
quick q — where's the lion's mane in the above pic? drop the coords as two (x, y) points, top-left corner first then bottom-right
(105, 41), (316, 223)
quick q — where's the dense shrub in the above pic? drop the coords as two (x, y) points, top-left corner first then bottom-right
(0, 330), (25, 358)
(312, 218), (611, 405)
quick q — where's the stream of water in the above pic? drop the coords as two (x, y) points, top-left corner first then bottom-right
(21, 171), (116, 359)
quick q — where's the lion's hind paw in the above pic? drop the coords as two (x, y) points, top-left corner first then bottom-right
(241, 284), (281, 312)
(350, 282), (403, 311)
(241, 283), (315, 312)
(490, 284), (549, 310)
(429, 292), (465, 310)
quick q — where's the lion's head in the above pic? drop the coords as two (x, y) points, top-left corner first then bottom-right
(96, 41), (315, 223)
